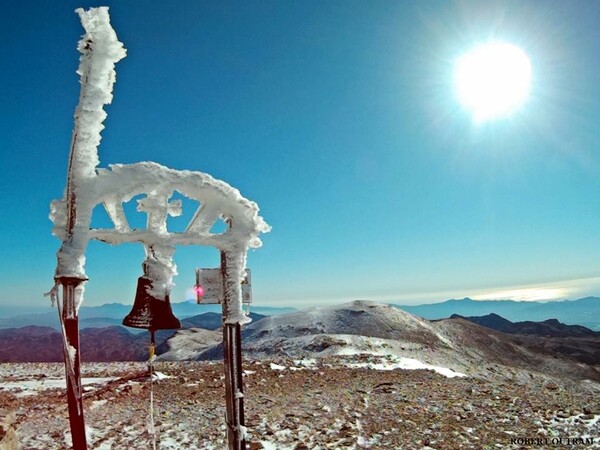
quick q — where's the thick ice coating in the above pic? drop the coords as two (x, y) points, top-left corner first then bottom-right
(51, 7), (269, 324)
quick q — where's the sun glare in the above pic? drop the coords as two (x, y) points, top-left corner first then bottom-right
(472, 288), (565, 302)
(454, 42), (532, 122)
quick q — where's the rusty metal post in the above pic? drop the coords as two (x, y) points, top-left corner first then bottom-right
(57, 276), (88, 450)
(221, 252), (247, 450)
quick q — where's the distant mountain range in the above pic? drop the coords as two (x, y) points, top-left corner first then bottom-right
(452, 313), (600, 366)
(396, 296), (600, 331)
(0, 302), (294, 331)
(451, 313), (599, 338)
(4, 297), (599, 331)
(0, 311), (265, 363)
(0, 326), (149, 362)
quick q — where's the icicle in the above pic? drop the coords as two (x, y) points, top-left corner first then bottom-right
(43, 282), (61, 307)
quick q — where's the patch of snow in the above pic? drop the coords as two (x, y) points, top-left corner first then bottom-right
(293, 358), (317, 367)
(91, 399), (108, 409)
(274, 429), (293, 439)
(1, 377), (117, 396)
(269, 363), (286, 371)
(585, 414), (600, 428)
(157, 436), (180, 449)
(152, 371), (170, 380)
(260, 442), (295, 450)
(345, 356), (466, 378)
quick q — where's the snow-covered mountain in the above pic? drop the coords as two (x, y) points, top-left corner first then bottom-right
(188, 300), (600, 381)
(245, 300), (450, 344)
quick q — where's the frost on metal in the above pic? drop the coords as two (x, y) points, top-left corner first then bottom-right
(67, 344), (77, 369)
(51, 7), (269, 322)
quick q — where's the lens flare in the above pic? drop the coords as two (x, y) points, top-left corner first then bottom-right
(194, 285), (205, 298)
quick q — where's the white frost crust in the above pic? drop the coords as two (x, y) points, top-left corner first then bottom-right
(67, 344), (77, 368)
(52, 161), (271, 312)
(55, 7), (126, 279)
(223, 249), (252, 325)
(144, 243), (177, 300)
(71, 7), (126, 180)
(53, 162), (271, 250)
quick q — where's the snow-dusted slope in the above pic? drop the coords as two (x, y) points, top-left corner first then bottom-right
(194, 301), (471, 375)
(158, 300), (600, 381)
(244, 300), (451, 347)
(156, 328), (221, 361)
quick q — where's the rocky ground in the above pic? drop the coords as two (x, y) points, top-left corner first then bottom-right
(0, 357), (599, 449)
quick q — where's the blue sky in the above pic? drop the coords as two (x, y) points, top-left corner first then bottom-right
(1, 0), (600, 311)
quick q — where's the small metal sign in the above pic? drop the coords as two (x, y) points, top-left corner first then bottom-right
(195, 268), (252, 304)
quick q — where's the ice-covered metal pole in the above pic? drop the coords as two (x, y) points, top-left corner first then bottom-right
(221, 251), (248, 450)
(55, 6), (126, 280)
(53, 8), (126, 449)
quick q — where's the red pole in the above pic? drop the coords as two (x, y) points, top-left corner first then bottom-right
(221, 252), (247, 450)
(58, 277), (88, 450)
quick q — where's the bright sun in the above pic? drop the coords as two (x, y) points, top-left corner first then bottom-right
(454, 42), (532, 122)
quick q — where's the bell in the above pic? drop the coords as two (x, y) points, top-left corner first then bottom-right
(122, 276), (182, 330)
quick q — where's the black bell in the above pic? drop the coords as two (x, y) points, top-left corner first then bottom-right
(122, 276), (181, 330)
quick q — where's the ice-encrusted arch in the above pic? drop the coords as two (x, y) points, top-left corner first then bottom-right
(50, 161), (270, 324)
(50, 7), (269, 324)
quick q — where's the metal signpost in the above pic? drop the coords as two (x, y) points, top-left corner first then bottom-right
(195, 268), (252, 304)
(195, 263), (253, 448)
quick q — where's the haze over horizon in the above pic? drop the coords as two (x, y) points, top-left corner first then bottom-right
(2, 1), (600, 311)
(3, 285), (600, 318)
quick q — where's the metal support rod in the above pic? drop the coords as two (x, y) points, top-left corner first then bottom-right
(223, 324), (246, 450)
(58, 277), (88, 450)
(149, 330), (156, 374)
(221, 252), (247, 450)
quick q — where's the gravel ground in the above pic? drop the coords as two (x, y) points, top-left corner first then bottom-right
(1, 357), (599, 449)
